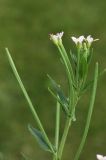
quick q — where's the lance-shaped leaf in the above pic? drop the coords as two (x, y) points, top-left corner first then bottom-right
(28, 124), (52, 152)
(47, 75), (69, 115)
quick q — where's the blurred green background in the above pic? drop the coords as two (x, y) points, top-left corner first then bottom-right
(0, 0), (106, 159)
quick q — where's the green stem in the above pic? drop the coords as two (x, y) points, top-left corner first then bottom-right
(60, 44), (74, 108)
(53, 101), (60, 160)
(74, 62), (98, 160)
(55, 101), (60, 150)
(60, 44), (74, 82)
(5, 48), (55, 154)
(57, 45), (74, 111)
(76, 48), (80, 87)
(56, 44), (75, 160)
(57, 117), (72, 160)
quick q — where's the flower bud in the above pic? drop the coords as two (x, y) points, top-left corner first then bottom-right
(50, 32), (64, 46)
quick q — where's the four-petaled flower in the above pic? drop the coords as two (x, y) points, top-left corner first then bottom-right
(50, 32), (64, 46)
(71, 35), (99, 48)
(86, 35), (99, 47)
(50, 32), (99, 49)
(71, 36), (85, 45)
(97, 154), (106, 160)
(86, 35), (94, 44)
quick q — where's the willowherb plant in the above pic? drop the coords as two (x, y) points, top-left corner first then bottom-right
(5, 32), (105, 160)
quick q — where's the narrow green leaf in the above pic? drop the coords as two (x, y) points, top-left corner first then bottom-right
(48, 75), (69, 107)
(5, 48), (55, 155)
(48, 87), (69, 115)
(28, 124), (52, 152)
(47, 75), (69, 114)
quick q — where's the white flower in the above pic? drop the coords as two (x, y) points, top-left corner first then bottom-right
(86, 35), (94, 43)
(50, 32), (64, 45)
(71, 36), (85, 45)
(71, 35), (99, 48)
(97, 154), (106, 160)
(86, 35), (99, 46)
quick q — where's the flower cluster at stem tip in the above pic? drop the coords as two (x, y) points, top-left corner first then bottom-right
(71, 35), (99, 49)
(97, 154), (106, 160)
(50, 31), (99, 49)
(50, 31), (99, 82)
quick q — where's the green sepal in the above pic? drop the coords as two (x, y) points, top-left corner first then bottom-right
(47, 75), (69, 115)
(28, 124), (52, 152)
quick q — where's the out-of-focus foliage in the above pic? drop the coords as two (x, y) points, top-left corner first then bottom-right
(0, 0), (106, 159)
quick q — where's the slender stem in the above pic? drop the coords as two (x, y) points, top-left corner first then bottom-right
(5, 48), (55, 154)
(57, 117), (72, 160)
(74, 62), (98, 160)
(53, 101), (60, 160)
(56, 44), (75, 160)
(55, 101), (60, 150)
(57, 45), (74, 110)
(60, 44), (74, 108)
(76, 48), (80, 87)
(60, 44), (74, 82)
